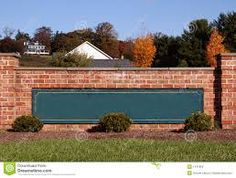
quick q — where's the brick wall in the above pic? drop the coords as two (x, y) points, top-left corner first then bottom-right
(0, 53), (236, 130)
(220, 54), (236, 129)
(0, 54), (19, 128)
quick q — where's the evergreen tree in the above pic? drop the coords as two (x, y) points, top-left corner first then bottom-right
(15, 30), (30, 41)
(213, 12), (236, 52)
(178, 19), (212, 67)
(152, 33), (181, 67)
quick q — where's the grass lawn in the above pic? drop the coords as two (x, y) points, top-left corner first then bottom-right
(19, 55), (53, 67)
(0, 139), (235, 162)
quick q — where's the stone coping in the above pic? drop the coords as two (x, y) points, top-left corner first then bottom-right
(0, 53), (21, 58)
(221, 53), (236, 57)
(17, 67), (215, 71)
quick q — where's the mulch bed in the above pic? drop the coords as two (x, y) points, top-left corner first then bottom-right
(0, 129), (236, 143)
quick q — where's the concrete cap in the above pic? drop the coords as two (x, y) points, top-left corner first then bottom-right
(220, 53), (236, 57)
(17, 67), (214, 71)
(0, 53), (21, 58)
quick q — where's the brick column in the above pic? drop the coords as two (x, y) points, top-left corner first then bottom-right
(0, 53), (19, 129)
(220, 53), (236, 129)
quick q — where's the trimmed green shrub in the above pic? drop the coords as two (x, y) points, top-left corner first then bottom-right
(51, 52), (92, 67)
(99, 113), (132, 132)
(12, 115), (43, 132)
(184, 112), (212, 131)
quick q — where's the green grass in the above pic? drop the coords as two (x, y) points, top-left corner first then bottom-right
(19, 55), (53, 67)
(0, 139), (235, 161)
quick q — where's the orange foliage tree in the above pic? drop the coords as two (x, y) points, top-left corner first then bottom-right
(132, 35), (157, 67)
(206, 29), (227, 67)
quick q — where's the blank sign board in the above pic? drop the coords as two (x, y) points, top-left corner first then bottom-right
(32, 89), (203, 124)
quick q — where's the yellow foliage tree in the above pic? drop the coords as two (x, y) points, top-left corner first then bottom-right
(206, 29), (228, 67)
(133, 35), (157, 67)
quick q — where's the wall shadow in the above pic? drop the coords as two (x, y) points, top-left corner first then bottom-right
(214, 55), (222, 128)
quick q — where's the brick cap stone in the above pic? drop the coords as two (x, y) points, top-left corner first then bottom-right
(220, 53), (236, 57)
(17, 67), (214, 71)
(0, 53), (21, 58)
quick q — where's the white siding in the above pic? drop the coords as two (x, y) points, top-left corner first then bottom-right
(69, 42), (113, 60)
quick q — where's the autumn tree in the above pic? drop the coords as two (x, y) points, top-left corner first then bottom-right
(132, 35), (157, 67)
(95, 22), (120, 58)
(0, 37), (24, 54)
(34, 26), (53, 52)
(118, 40), (134, 60)
(0, 37), (16, 52)
(206, 29), (227, 67)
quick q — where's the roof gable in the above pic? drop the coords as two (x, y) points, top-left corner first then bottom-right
(68, 41), (113, 60)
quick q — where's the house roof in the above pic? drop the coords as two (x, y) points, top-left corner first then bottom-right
(69, 41), (113, 60)
(90, 59), (134, 68)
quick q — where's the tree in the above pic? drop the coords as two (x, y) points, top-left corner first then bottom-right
(206, 29), (227, 67)
(34, 26), (53, 52)
(14, 39), (25, 54)
(132, 35), (156, 67)
(51, 28), (97, 53)
(76, 28), (96, 44)
(118, 40), (134, 60)
(152, 33), (181, 67)
(51, 31), (70, 52)
(178, 19), (212, 67)
(96, 22), (118, 38)
(123, 40), (134, 60)
(51, 52), (92, 67)
(0, 37), (24, 53)
(95, 22), (120, 58)
(14, 30), (31, 54)
(0, 37), (16, 52)
(213, 12), (236, 52)
(15, 30), (30, 41)
(2, 27), (15, 38)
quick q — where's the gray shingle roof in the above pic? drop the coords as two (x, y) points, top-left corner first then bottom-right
(90, 59), (134, 68)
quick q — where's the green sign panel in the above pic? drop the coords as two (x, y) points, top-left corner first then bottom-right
(32, 89), (203, 124)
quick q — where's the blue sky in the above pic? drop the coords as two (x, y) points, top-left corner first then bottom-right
(0, 0), (235, 39)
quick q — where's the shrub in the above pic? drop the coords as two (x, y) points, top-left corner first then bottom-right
(12, 115), (43, 132)
(99, 113), (132, 132)
(51, 52), (92, 67)
(184, 112), (212, 131)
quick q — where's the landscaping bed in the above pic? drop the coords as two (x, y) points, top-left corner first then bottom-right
(0, 129), (236, 142)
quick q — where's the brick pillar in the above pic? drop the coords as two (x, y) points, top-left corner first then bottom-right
(0, 53), (19, 129)
(220, 53), (236, 129)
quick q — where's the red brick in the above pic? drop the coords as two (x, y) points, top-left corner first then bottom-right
(1, 54), (236, 130)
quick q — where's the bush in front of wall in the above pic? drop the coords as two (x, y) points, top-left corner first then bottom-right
(184, 112), (212, 131)
(12, 115), (43, 132)
(99, 112), (132, 132)
(51, 52), (92, 67)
